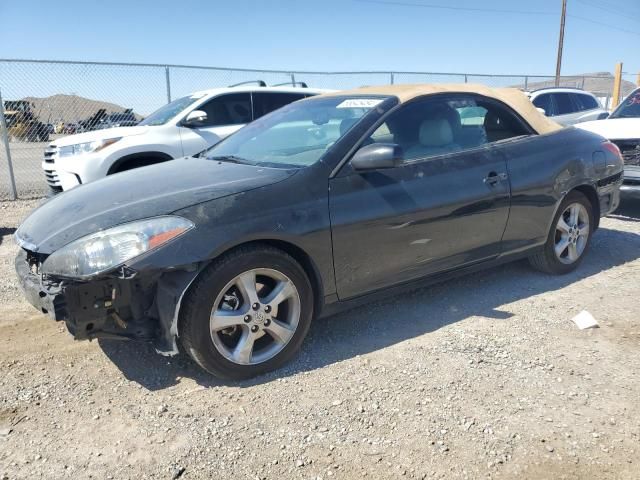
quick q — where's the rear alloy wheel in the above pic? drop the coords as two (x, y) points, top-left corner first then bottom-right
(553, 203), (590, 265)
(529, 191), (593, 274)
(180, 246), (313, 379)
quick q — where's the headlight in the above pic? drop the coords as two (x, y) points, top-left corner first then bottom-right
(41, 216), (194, 279)
(58, 137), (121, 157)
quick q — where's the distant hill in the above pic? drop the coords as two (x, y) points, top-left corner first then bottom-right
(22, 94), (142, 123)
(519, 72), (637, 97)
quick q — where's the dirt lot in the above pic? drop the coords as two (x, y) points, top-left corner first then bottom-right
(0, 198), (639, 480)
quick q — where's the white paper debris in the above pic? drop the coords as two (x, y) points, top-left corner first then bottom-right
(572, 310), (599, 330)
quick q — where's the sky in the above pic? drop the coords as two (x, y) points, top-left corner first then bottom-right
(1, 0), (639, 76)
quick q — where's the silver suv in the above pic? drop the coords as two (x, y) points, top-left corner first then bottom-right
(528, 87), (608, 126)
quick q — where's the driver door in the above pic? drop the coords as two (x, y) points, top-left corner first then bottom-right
(329, 95), (514, 299)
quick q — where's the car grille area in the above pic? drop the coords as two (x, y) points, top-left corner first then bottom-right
(44, 145), (57, 163)
(612, 139), (640, 167)
(43, 145), (61, 188)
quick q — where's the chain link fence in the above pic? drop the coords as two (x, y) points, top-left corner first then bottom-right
(1, 59), (638, 200)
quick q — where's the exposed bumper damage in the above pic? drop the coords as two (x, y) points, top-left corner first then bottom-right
(596, 173), (623, 216)
(15, 249), (201, 355)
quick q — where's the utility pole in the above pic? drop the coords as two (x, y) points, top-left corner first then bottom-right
(555, 0), (567, 87)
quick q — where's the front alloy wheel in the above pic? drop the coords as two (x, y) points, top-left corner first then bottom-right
(180, 246), (313, 379)
(210, 268), (301, 365)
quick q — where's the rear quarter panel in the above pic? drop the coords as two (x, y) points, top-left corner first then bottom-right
(499, 127), (609, 255)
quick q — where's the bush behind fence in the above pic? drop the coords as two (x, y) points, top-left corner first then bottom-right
(0, 59), (636, 200)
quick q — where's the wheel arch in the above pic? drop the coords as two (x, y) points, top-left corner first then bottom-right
(207, 239), (325, 318)
(166, 238), (325, 352)
(107, 151), (174, 175)
(572, 184), (600, 230)
(541, 183), (601, 248)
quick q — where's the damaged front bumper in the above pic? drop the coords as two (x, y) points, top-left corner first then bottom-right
(14, 249), (200, 355)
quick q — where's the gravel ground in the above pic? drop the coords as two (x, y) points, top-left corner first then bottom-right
(1, 197), (639, 480)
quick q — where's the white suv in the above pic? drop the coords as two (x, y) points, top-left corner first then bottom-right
(43, 83), (328, 192)
(527, 87), (608, 126)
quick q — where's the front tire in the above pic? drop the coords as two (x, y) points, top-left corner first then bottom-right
(179, 245), (313, 380)
(529, 191), (594, 274)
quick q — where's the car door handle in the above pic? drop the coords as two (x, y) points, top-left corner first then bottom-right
(483, 172), (508, 185)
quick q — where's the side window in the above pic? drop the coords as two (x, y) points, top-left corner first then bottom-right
(553, 93), (575, 115)
(532, 94), (554, 116)
(569, 94), (586, 112)
(197, 93), (252, 127)
(366, 96), (531, 162)
(576, 94), (599, 110)
(252, 92), (306, 119)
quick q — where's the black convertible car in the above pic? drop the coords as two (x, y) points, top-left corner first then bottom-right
(15, 84), (623, 379)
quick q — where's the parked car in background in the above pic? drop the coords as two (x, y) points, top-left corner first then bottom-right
(77, 108), (138, 132)
(577, 87), (640, 196)
(62, 123), (79, 135)
(42, 82), (327, 193)
(96, 109), (138, 129)
(528, 87), (608, 126)
(16, 84), (623, 379)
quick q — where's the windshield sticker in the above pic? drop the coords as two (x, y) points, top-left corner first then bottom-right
(336, 99), (383, 109)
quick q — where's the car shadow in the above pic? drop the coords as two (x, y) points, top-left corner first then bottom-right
(0, 227), (17, 247)
(99, 226), (640, 391)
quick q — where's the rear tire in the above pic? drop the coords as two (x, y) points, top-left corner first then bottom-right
(529, 191), (594, 274)
(179, 245), (313, 380)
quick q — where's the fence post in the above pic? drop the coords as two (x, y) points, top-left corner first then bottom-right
(464, 74), (468, 83)
(390, 72), (394, 85)
(580, 76), (585, 89)
(524, 76), (528, 91)
(0, 88), (18, 200)
(290, 73), (296, 85)
(611, 62), (623, 109)
(165, 66), (172, 103)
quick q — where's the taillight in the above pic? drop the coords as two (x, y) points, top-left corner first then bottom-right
(602, 141), (622, 160)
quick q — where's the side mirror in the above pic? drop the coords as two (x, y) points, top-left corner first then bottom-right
(182, 110), (208, 127)
(597, 112), (610, 120)
(351, 143), (404, 171)
(535, 107), (547, 116)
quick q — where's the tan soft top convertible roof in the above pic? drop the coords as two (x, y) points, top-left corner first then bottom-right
(321, 83), (562, 135)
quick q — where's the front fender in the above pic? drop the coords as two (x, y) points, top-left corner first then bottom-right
(154, 267), (204, 355)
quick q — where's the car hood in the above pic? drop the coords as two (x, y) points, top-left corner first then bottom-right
(576, 118), (640, 140)
(16, 158), (296, 254)
(54, 125), (150, 146)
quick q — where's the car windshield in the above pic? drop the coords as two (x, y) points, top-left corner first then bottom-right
(610, 88), (640, 119)
(138, 94), (205, 126)
(204, 96), (388, 168)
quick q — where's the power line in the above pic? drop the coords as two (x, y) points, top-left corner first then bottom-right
(355, 0), (640, 37)
(568, 14), (640, 36)
(354, 0), (556, 16)
(576, 0), (640, 23)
